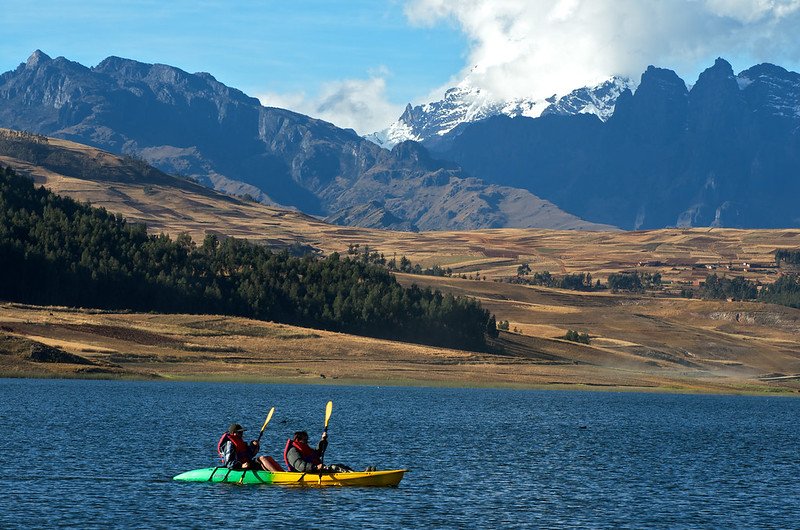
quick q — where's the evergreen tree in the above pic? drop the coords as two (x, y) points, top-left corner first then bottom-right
(0, 166), (493, 351)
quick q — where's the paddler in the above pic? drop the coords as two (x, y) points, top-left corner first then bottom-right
(218, 423), (271, 470)
(284, 430), (327, 472)
(284, 430), (358, 473)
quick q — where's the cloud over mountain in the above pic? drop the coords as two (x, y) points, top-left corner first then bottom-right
(259, 70), (403, 135)
(405, 0), (800, 100)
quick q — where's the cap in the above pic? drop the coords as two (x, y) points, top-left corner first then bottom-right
(228, 423), (246, 434)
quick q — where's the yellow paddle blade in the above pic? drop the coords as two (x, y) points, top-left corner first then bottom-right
(324, 400), (333, 429)
(261, 407), (275, 433)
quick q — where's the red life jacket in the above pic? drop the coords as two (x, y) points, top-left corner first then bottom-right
(217, 432), (250, 464)
(283, 438), (320, 471)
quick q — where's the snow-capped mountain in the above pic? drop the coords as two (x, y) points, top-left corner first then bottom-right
(365, 76), (635, 148)
(429, 58), (800, 230)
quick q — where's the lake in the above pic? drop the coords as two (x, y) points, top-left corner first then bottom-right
(1, 379), (798, 528)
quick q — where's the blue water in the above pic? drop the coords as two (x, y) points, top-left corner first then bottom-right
(0, 379), (798, 528)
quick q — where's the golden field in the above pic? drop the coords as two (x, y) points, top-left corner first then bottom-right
(1, 135), (799, 393)
(1, 300), (797, 394)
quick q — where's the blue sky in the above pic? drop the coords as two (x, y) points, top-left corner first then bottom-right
(0, 1), (465, 105)
(2, 1), (800, 133)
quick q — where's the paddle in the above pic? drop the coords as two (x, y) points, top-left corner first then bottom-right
(256, 407), (275, 444)
(319, 401), (333, 465)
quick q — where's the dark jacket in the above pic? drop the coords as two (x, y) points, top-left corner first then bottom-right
(285, 440), (324, 472)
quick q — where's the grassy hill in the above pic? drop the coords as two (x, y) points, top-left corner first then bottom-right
(1, 129), (799, 392)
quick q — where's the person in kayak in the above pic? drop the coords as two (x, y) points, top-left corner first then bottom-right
(284, 430), (327, 472)
(218, 423), (271, 470)
(284, 430), (362, 473)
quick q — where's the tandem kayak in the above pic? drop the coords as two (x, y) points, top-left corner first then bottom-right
(173, 467), (407, 487)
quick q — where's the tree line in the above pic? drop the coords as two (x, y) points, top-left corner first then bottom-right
(511, 268), (661, 293)
(775, 249), (800, 267)
(700, 273), (800, 308)
(512, 269), (599, 291)
(0, 166), (495, 350)
(347, 244), (454, 277)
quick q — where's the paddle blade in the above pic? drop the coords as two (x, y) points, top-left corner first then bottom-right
(261, 407), (275, 433)
(324, 401), (333, 429)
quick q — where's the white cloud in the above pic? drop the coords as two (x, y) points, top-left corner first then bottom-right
(404, 0), (800, 101)
(704, 0), (800, 22)
(258, 72), (403, 135)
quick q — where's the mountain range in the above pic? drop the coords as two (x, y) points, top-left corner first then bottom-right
(2, 51), (799, 231)
(0, 50), (608, 232)
(429, 58), (800, 229)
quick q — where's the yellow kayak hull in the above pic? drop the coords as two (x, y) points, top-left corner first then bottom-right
(173, 467), (407, 487)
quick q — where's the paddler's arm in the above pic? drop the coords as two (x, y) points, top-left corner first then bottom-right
(248, 439), (260, 457)
(317, 431), (328, 456)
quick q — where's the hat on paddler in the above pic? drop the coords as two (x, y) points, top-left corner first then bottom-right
(228, 423), (246, 434)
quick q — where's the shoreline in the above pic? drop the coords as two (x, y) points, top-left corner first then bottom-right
(3, 302), (799, 398)
(2, 370), (798, 398)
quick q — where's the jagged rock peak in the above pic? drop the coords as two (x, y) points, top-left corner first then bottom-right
(736, 62), (800, 119)
(95, 55), (144, 69)
(399, 103), (415, 125)
(26, 50), (52, 68)
(609, 66), (688, 137)
(691, 58), (741, 103)
(696, 57), (735, 83)
(93, 55), (154, 78)
(712, 57), (734, 73)
(639, 65), (688, 93)
(94, 57), (190, 81)
(739, 62), (794, 80)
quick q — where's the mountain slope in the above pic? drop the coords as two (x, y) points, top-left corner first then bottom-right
(0, 51), (610, 232)
(0, 127), (334, 248)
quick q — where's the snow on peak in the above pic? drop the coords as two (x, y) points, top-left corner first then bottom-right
(366, 76), (635, 148)
(540, 76), (635, 121)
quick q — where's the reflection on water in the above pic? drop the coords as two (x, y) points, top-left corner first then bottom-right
(1, 379), (798, 528)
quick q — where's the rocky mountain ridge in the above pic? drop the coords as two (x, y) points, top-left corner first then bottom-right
(431, 58), (800, 229)
(0, 51), (610, 232)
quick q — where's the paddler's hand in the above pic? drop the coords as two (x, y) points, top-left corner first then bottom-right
(250, 440), (259, 450)
(320, 431), (328, 441)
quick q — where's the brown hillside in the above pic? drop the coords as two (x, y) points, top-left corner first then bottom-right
(1, 130), (799, 392)
(1, 303), (797, 393)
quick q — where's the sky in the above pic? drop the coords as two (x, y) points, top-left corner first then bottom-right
(2, 0), (800, 134)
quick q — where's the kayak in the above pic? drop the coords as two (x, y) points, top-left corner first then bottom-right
(173, 467), (407, 487)
(173, 467), (406, 487)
